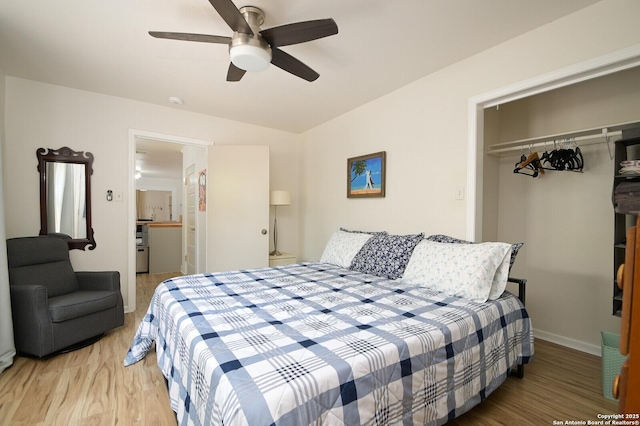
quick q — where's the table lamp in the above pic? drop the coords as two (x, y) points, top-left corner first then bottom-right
(269, 190), (291, 256)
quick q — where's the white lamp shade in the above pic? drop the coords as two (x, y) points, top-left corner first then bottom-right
(270, 190), (291, 206)
(230, 44), (271, 72)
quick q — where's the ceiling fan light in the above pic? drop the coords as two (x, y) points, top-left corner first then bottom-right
(230, 44), (271, 72)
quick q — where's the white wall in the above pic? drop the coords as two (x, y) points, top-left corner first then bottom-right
(136, 189), (173, 222)
(300, 0), (640, 351)
(2, 77), (301, 311)
(136, 176), (183, 221)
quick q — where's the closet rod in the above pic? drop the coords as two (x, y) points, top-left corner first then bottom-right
(487, 130), (622, 156)
(486, 120), (640, 157)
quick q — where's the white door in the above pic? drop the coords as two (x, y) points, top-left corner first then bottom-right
(206, 145), (269, 272)
(185, 165), (196, 275)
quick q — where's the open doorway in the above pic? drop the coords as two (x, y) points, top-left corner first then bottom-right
(127, 130), (212, 313)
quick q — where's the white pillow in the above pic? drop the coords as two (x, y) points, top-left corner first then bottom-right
(401, 240), (512, 303)
(319, 230), (373, 268)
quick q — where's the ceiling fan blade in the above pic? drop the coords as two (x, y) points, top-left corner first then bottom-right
(208, 0), (253, 34)
(271, 48), (319, 82)
(226, 63), (246, 82)
(261, 19), (338, 47)
(149, 31), (231, 44)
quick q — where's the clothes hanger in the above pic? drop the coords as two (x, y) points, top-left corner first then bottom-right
(569, 139), (584, 172)
(540, 139), (583, 172)
(573, 145), (584, 171)
(513, 146), (542, 177)
(516, 146), (545, 175)
(513, 158), (538, 177)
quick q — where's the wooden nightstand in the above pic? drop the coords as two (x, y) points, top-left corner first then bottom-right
(269, 253), (297, 267)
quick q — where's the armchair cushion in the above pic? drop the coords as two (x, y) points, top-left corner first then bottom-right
(48, 291), (120, 322)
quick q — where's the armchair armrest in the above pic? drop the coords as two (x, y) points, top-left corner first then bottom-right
(10, 284), (48, 311)
(9, 284), (53, 355)
(76, 271), (121, 292)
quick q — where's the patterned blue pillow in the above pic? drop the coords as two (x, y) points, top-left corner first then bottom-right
(349, 233), (424, 279)
(339, 227), (387, 235)
(426, 234), (523, 272)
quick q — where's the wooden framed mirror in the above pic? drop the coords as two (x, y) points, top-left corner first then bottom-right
(37, 146), (96, 250)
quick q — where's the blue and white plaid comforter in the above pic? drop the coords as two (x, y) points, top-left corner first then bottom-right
(125, 262), (533, 426)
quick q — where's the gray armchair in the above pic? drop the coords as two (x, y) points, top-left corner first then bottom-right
(6, 236), (124, 357)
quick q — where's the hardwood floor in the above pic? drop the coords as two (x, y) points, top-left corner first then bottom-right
(449, 339), (619, 425)
(0, 272), (619, 425)
(0, 272), (181, 426)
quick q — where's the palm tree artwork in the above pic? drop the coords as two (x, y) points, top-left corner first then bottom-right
(351, 160), (367, 182)
(347, 151), (386, 198)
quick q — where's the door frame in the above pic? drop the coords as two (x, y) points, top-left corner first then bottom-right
(467, 44), (640, 241)
(184, 164), (197, 275)
(127, 129), (212, 313)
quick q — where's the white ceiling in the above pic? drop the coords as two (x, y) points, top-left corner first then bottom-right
(135, 138), (185, 180)
(1, 0), (601, 180)
(0, 0), (600, 136)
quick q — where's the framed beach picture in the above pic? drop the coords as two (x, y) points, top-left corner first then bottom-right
(347, 151), (386, 198)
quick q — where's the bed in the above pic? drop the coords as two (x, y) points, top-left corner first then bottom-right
(125, 231), (534, 425)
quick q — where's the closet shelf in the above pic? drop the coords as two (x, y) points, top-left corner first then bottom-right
(486, 120), (640, 157)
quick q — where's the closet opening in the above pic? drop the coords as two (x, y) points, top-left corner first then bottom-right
(467, 45), (640, 354)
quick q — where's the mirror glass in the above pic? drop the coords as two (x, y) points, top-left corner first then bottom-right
(45, 162), (87, 239)
(38, 147), (96, 250)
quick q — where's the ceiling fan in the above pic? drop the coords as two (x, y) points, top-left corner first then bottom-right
(149, 0), (338, 82)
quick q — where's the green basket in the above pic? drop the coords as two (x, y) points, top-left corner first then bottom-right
(601, 331), (625, 400)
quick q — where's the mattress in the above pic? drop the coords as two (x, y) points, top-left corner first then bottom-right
(125, 262), (534, 425)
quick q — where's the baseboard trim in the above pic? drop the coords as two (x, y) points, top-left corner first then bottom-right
(533, 328), (602, 357)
